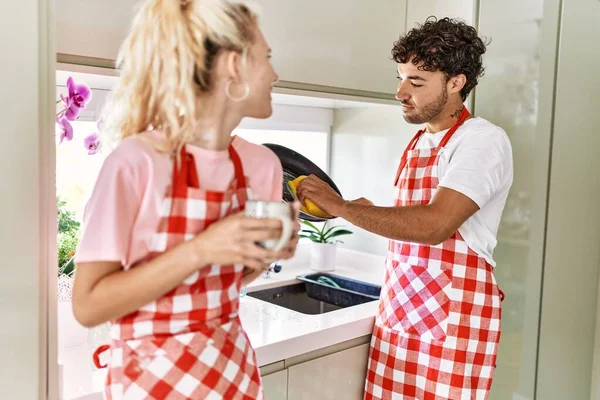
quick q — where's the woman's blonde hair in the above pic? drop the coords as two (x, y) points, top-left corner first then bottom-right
(103, 0), (257, 152)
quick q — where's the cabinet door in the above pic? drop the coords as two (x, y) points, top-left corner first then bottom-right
(56, 0), (135, 61)
(287, 343), (370, 400)
(405, 0), (475, 30)
(257, 0), (405, 95)
(262, 370), (288, 400)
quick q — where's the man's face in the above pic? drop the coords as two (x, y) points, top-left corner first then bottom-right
(395, 60), (449, 124)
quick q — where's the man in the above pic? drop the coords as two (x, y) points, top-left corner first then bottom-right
(297, 17), (513, 400)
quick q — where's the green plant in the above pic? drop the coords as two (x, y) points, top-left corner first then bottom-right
(299, 220), (353, 244)
(58, 197), (80, 234)
(57, 196), (80, 276)
(58, 232), (78, 276)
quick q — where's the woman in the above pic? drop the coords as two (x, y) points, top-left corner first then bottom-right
(72, 0), (299, 398)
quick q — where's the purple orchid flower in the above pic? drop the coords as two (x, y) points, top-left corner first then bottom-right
(57, 116), (73, 143)
(61, 77), (92, 121)
(84, 133), (101, 155)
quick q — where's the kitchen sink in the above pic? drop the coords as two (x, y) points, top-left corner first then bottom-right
(247, 273), (381, 315)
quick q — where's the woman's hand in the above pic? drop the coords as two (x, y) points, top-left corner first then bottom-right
(193, 210), (287, 271)
(277, 201), (301, 260)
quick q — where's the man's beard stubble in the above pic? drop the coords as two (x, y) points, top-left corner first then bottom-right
(401, 89), (448, 125)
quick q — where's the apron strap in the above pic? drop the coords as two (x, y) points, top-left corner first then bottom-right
(228, 144), (246, 189)
(394, 107), (471, 186)
(92, 344), (111, 369)
(393, 129), (426, 186)
(172, 146), (200, 197)
(172, 142), (247, 195)
(438, 106), (471, 148)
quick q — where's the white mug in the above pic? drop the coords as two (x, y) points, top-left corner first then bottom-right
(245, 201), (293, 252)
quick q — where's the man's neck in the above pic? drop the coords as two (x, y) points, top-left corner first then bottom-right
(425, 99), (467, 134)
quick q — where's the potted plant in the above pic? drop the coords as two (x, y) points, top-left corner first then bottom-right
(299, 220), (353, 272)
(56, 196), (88, 349)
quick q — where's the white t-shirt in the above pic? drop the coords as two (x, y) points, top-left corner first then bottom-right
(414, 117), (513, 267)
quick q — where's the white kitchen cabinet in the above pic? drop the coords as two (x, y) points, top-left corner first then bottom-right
(286, 343), (370, 400)
(56, 0), (405, 96)
(405, 0), (475, 30)
(262, 370), (288, 400)
(56, 0), (134, 62)
(255, 0), (405, 96)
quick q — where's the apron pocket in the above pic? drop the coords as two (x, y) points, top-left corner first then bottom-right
(383, 263), (452, 342)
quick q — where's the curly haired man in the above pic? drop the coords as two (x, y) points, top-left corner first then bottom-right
(297, 17), (514, 399)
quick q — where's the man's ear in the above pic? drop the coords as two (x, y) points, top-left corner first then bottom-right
(448, 74), (467, 95)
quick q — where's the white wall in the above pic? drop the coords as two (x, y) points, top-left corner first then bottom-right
(0, 0), (56, 399)
(330, 105), (408, 256)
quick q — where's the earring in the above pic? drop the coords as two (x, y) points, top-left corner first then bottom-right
(225, 80), (250, 102)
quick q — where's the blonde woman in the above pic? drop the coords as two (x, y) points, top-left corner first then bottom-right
(71, 0), (299, 398)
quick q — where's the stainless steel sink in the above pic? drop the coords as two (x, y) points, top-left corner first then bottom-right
(247, 273), (381, 315)
(248, 283), (342, 314)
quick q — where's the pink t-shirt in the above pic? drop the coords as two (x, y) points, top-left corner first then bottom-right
(75, 132), (283, 268)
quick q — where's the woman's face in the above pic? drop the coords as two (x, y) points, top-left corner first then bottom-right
(227, 24), (279, 119)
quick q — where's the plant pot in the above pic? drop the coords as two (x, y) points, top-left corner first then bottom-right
(310, 242), (337, 272)
(57, 275), (88, 350)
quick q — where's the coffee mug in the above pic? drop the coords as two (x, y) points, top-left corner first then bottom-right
(245, 200), (293, 252)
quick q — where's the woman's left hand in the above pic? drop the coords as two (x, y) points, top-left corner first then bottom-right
(276, 201), (301, 260)
(241, 202), (300, 281)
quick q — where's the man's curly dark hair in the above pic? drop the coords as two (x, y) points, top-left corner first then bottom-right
(392, 16), (489, 101)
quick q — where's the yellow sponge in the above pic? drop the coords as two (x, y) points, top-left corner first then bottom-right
(287, 175), (331, 218)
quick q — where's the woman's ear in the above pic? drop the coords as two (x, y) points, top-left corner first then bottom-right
(225, 51), (243, 82)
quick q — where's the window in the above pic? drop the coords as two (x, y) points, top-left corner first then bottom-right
(56, 120), (108, 219)
(234, 128), (330, 173)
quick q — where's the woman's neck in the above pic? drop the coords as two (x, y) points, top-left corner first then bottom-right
(190, 100), (242, 151)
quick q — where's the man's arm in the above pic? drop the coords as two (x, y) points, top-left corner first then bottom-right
(296, 176), (479, 245)
(338, 188), (478, 245)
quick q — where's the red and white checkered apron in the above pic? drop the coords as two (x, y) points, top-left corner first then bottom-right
(96, 144), (263, 400)
(364, 108), (504, 400)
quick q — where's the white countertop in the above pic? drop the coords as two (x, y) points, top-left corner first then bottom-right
(61, 244), (385, 400)
(241, 245), (385, 366)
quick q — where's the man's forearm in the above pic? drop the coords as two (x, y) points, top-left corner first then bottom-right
(338, 203), (445, 245)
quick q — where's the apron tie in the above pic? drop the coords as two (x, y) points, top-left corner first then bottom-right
(93, 344), (111, 369)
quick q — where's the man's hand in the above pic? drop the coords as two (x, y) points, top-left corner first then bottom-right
(296, 175), (347, 217)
